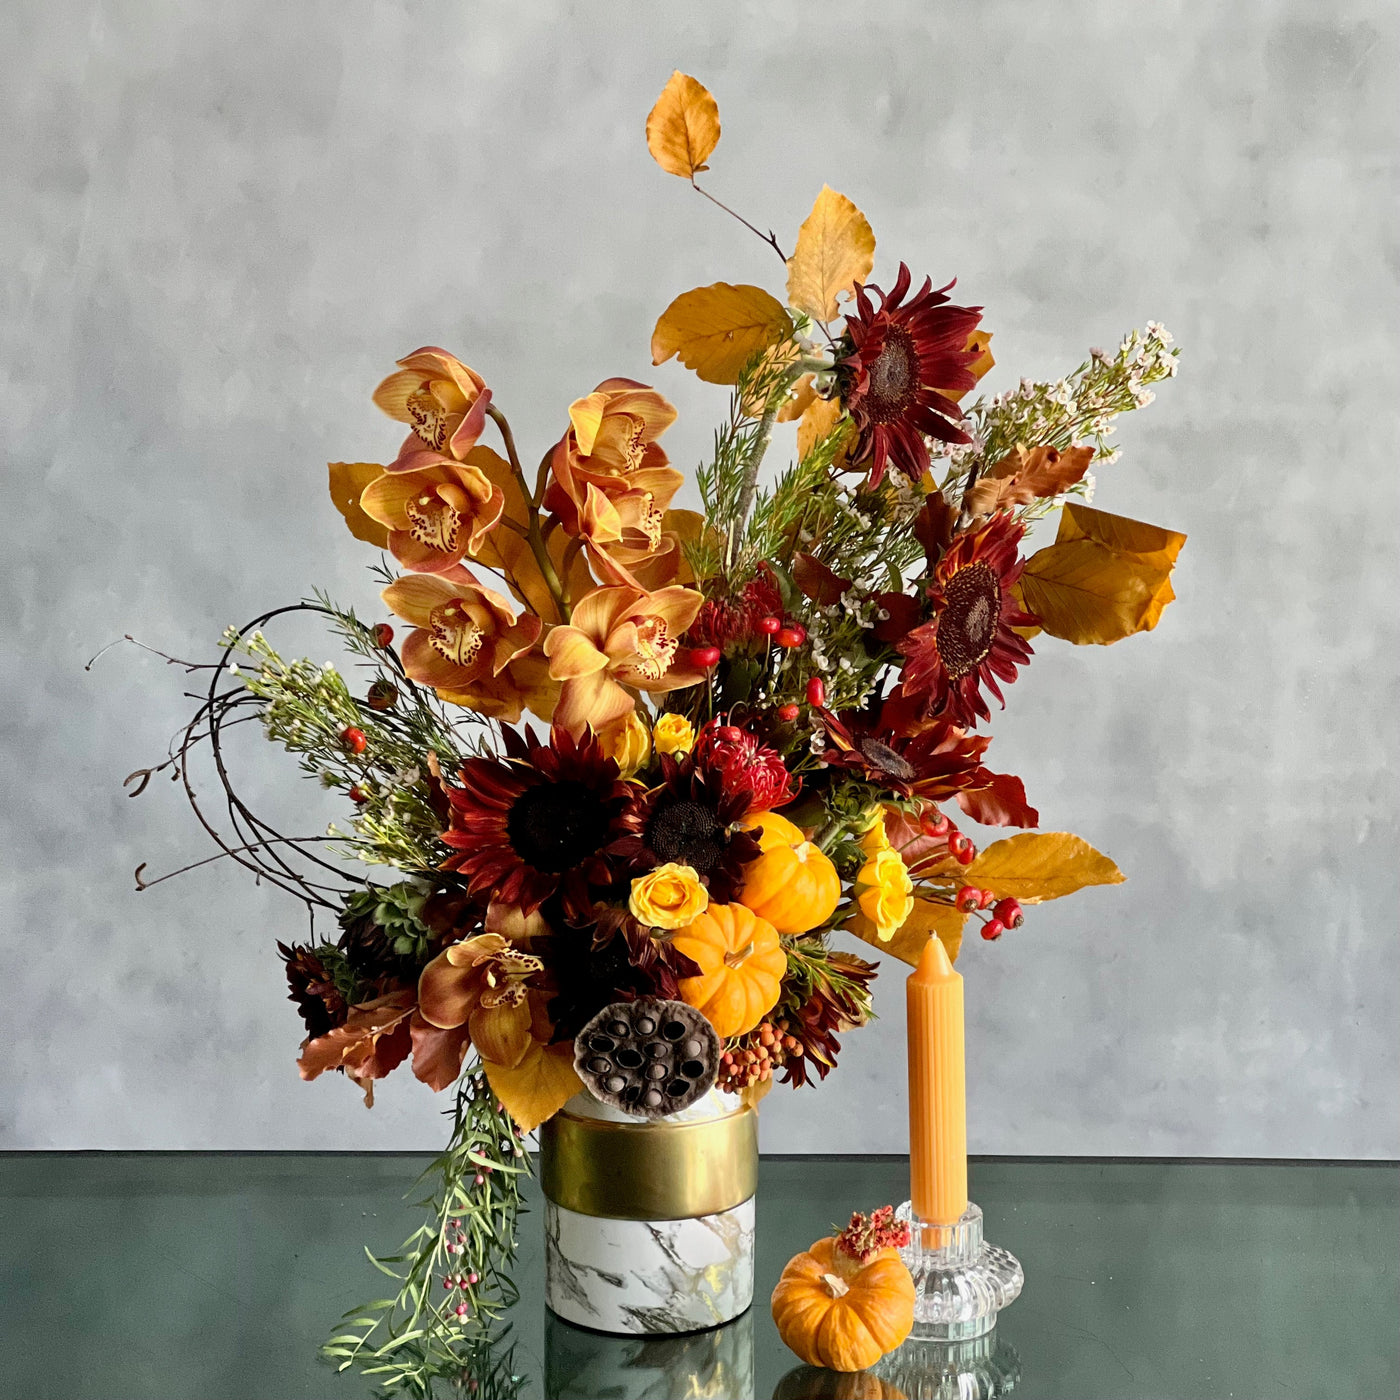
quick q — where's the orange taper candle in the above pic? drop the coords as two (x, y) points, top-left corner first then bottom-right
(907, 934), (968, 1225)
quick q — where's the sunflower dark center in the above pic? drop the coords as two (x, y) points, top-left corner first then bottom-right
(858, 737), (917, 781)
(864, 326), (920, 424)
(506, 779), (608, 873)
(935, 562), (1000, 678)
(646, 795), (725, 875)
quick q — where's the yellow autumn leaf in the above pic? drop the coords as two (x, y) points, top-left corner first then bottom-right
(786, 185), (876, 322)
(328, 462), (390, 548)
(796, 395), (854, 464)
(645, 71), (720, 179)
(651, 283), (791, 385)
(1019, 504), (1186, 645)
(846, 898), (966, 967)
(1056, 502), (1187, 569)
(483, 1040), (582, 1134)
(964, 832), (1124, 905)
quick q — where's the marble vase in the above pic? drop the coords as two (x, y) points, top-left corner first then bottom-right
(539, 1090), (757, 1335)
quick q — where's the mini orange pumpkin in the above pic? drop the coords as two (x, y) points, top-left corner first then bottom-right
(671, 902), (785, 1038)
(738, 811), (841, 935)
(771, 1207), (916, 1373)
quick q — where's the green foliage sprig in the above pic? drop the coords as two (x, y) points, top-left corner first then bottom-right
(322, 1065), (529, 1398)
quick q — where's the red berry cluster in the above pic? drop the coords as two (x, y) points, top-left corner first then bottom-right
(919, 807), (977, 866)
(954, 886), (1024, 941)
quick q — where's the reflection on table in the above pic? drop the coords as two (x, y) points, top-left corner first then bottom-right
(546, 1308), (755, 1399)
(772, 1329), (1021, 1400)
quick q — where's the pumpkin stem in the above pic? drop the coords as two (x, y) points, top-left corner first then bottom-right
(820, 1270), (851, 1299)
(723, 939), (754, 969)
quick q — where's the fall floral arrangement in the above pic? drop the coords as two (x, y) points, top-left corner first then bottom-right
(122, 72), (1181, 1391)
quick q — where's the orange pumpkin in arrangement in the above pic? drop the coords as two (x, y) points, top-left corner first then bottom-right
(771, 1206), (916, 1373)
(671, 901), (786, 1038)
(738, 811), (841, 935)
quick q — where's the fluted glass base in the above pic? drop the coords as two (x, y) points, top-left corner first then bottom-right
(894, 1200), (1023, 1340)
(876, 1331), (1023, 1399)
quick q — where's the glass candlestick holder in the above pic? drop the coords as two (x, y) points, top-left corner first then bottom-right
(894, 1201), (1023, 1340)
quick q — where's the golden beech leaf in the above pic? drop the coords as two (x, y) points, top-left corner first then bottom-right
(1020, 503), (1185, 645)
(645, 71), (720, 178)
(796, 395), (854, 464)
(776, 373), (817, 423)
(328, 462), (390, 548)
(1055, 502), (1187, 569)
(651, 283), (791, 385)
(967, 445), (1095, 517)
(846, 899), (966, 967)
(964, 832), (1124, 904)
(483, 1040), (582, 1133)
(943, 330), (995, 401)
(786, 185), (876, 322)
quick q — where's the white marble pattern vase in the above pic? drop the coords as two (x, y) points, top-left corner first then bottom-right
(539, 1090), (757, 1335)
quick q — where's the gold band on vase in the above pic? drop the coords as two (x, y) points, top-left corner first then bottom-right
(539, 1105), (758, 1221)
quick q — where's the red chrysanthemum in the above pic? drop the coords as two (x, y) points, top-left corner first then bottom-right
(439, 725), (632, 919)
(685, 570), (787, 650)
(837, 264), (983, 487)
(895, 512), (1037, 727)
(695, 721), (798, 813)
(816, 700), (990, 802)
(609, 751), (761, 902)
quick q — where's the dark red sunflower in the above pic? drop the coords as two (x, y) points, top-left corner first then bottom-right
(836, 264), (983, 487)
(816, 700), (991, 802)
(609, 750), (761, 902)
(896, 512), (1037, 726)
(439, 725), (632, 919)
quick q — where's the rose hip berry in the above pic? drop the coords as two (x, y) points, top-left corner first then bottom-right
(920, 810), (952, 839)
(775, 624), (807, 648)
(373, 623), (394, 648)
(758, 616), (782, 636)
(994, 897), (1024, 929)
(692, 646), (722, 668)
(955, 886), (982, 913)
(776, 703), (801, 722)
(980, 917), (1005, 941)
(806, 676), (826, 707)
(340, 726), (367, 754)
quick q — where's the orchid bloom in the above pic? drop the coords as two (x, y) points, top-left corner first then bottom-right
(382, 567), (551, 721)
(373, 347), (491, 466)
(417, 934), (543, 1069)
(544, 584), (705, 733)
(360, 451), (505, 574)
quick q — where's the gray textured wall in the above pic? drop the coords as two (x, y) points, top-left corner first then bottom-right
(2, 1), (1396, 1155)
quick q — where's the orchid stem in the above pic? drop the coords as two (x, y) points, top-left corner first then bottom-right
(488, 405), (569, 621)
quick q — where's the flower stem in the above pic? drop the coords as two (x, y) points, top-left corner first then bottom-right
(488, 406), (569, 620)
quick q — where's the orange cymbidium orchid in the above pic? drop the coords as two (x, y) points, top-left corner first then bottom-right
(544, 379), (680, 531)
(373, 347), (492, 466)
(575, 477), (702, 591)
(544, 584), (706, 733)
(359, 452), (506, 574)
(381, 567), (553, 722)
(416, 934), (544, 1071)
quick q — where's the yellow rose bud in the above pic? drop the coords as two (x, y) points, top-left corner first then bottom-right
(629, 862), (709, 930)
(855, 848), (914, 942)
(858, 809), (892, 858)
(653, 713), (696, 757)
(598, 711), (651, 776)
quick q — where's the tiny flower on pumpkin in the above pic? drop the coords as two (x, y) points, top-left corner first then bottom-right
(854, 848), (914, 942)
(628, 861), (709, 929)
(653, 712), (696, 756)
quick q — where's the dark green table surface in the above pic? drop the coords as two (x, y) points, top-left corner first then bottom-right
(0, 1154), (1394, 1400)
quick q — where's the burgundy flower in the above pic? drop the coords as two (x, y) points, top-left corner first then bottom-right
(836, 264), (983, 486)
(695, 721), (797, 813)
(439, 725), (633, 919)
(896, 512), (1037, 726)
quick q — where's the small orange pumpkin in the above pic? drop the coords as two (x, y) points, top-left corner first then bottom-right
(771, 1208), (916, 1373)
(671, 902), (785, 1038)
(738, 811), (841, 934)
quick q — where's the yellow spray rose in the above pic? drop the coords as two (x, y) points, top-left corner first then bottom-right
(629, 862), (709, 930)
(598, 711), (651, 776)
(855, 848), (914, 942)
(653, 713), (696, 756)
